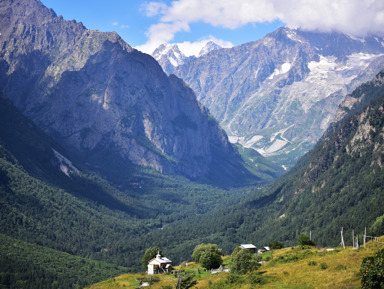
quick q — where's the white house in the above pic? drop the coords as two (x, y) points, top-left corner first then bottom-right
(240, 244), (257, 253)
(147, 253), (172, 275)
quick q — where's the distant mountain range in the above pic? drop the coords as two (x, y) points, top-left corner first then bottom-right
(155, 28), (384, 168)
(133, 69), (384, 257)
(152, 40), (226, 75)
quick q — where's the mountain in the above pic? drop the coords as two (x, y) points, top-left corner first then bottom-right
(0, 90), (260, 273)
(0, 0), (259, 185)
(0, 234), (129, 288)
(152, 43), (190, 75)
(151, 41), (224, 75)
(173, 27), (384, 168)
(119, 70), (384, 261)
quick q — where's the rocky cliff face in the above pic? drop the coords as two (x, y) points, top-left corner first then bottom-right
(173, 27), (384, 168)
(0, 0), (242, 181)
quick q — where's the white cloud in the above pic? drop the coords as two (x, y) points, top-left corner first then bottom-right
(112, 21), (119, 26)
(136, 21), (190, 54)
(137, 0), (384, 54)
(177, 36), (234, 57)
(144, 2), (169, 17)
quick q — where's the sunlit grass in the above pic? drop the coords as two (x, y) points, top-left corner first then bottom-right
(88, 237), (384, 288)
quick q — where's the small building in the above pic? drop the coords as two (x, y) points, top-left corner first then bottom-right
(258, 246), (270, 254)
(147, 253), (172, 275)
(240, 244), (257, 253)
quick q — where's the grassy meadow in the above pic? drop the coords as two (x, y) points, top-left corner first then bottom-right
(87, 236), (384, 288)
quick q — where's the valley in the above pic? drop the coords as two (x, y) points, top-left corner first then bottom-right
(1, 0), (384, 288)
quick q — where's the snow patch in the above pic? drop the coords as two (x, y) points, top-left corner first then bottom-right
(53, 149), (79, 177)
(228, 136), (245, 143)
(243, 135), (264, 148)
(169, 57), (178, 67)
(286, 30), (303, 43)
(268, 63), (292, 79)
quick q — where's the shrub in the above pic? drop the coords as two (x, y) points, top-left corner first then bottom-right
(192, 244), (222, 264)
(199, 251), (222, 270)
(231, 247), (261, 274)
(297, 234), (316, 246)
(268, 240), (284, 249)
(320, 263), (328, 270)
(308, 260), (317, 266)
(360, 249), (384, 289)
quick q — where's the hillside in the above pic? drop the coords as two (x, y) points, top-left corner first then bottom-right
(0, 93), (261, 273)
(113, 69), (384, 260)
(173, 27), (384, 167)
(0, 234), (129, 289)
(0, 0), (263, 186)
(88, 236), (384, 288)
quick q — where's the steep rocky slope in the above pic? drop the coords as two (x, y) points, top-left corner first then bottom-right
(174, 27), (384, 167)
(0, 0), (254, 183)
(121, 71), (384, 259)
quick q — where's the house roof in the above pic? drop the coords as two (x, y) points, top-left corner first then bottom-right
(148, 255), (172, 265)
(240, 244), (257, 249)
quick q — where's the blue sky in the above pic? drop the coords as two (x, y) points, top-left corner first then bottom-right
(40, 0), (284, 52)
(40, 0), (384, 54)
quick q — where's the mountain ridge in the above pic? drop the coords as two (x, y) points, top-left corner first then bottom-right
(0, 0), (261, 185)
(170, 26), (384, 168)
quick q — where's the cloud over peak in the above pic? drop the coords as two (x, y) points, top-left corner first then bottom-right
(137, 0), (384, 54)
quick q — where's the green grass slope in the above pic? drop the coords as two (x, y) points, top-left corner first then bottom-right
(88, 237), (384, 288)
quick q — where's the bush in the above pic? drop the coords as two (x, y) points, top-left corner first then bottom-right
(199, 251), (222, 270)
(308, 260), (317, 266)
(268, 240), (284, 249)
(320, 263), (328, 270)
(192, 244), (222, 264)
(231, 247), (261, 274)
(360, 249), (384, 289)
(297, 234), (316, 246)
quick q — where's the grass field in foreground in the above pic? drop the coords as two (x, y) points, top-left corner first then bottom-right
(87, 236), (384, 288)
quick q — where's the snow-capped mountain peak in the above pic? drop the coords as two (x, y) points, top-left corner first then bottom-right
(152, 39), (232, 74)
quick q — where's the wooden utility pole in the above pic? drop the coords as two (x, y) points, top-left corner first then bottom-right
(364, 227), (366, 248)
(352, 230), (354, 248)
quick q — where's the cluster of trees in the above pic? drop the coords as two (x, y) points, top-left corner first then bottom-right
(192, 244), (223, 270)
(0, 234), (128, 289)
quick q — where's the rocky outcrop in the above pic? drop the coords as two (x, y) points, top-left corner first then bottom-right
(0, 0), (244, 180)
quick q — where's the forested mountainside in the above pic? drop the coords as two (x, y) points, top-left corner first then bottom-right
(0, 92), (264, 286)
(173, 27), (384, 168)
(0, 0), (268, 185)
(119, 70), (384, 262)
(0, 234), (129, 289)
